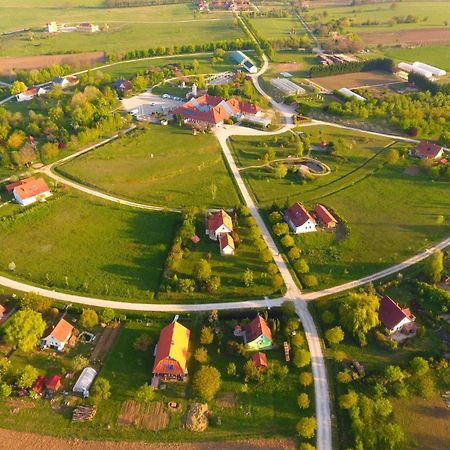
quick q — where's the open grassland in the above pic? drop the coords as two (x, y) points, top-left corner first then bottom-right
(231, 125), (450, 288)
(60, 125), (241, 209)
(382, 45), (450, 71)
(250, 15), (304, 40)
(308, 1), (450, 32)
(312, 70), (400, 90)
(0, 191), (177, 301)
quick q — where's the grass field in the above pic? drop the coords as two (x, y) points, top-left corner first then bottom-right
(311, 70), (400, 90)
(0, 2), (243, 57)
(60, 125), (241, 209)
(250, 15), (304, 40)
(383, 45), (450, 71)
(0, 190), (177, 301)
(230, 125), (450, 288)
(308, 1), (450, 32)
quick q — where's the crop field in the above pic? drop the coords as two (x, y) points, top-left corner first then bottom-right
(230, 125), (450, 288)
(60, 125), (240, 209)
(360, 27), (450, 46)
(383, 45), (450, 71)
(308, 1), (450, 32)
(312, 70), (401, 90)
(0, 190), (177, 301)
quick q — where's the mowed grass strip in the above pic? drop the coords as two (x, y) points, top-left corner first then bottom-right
(383, 45), (450, 72)
(0, 191), (177, 300)
(61, 125), (241, 209)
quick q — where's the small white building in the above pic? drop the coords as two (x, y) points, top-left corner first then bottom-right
(16, 87), (47, 102)
(412, 61), (446, 77)
(338, 88), (365, 102)
(284, 202), (316, 234)
(47, 21), (59, 33)
(271, 78), (306, 96)
(73, 367), (98, 396)
(77, 23), (99, 33)
(232, 51), (257, 74)
(40, 318), (74, 351)
(219, 233), (235, 256)
(10, 177), (51, 206)
(52, 76), (78, 89)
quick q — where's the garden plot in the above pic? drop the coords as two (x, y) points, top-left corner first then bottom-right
(118, 400), (169, 430)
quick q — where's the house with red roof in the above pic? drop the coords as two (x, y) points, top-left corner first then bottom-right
(244, 315), (273, 350)
(207, 209), (233, 240)
(252, 351), (268, 369)
(314, 204), (338, 229)
(7, 177), (51, 206)
(40, 318), (74, 351)
(153, 320), (190, 379)
(414, 141), (445, 160)
(379, 296), (416, 334)
(173, 94), (261, 127)
(113, 79), (133, 92)
(45, 375), (62, 391)
(16, 87), (47, 102)
(219, 233), (235, 256)
(285, 202), (316, 234)
(0, 304), (6, 321)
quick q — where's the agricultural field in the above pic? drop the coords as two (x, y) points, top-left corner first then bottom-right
(382, 45), (450, 72)
(60, 125), (241, 209)
(0, 189), (177, 301)
(0, 2), (243, 58)
(230, 125), (450, 288)
(250, 15), (304, 40)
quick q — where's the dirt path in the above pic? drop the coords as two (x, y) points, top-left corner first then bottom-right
(90, 325), (121, 362)
(0, 429), (295, 450)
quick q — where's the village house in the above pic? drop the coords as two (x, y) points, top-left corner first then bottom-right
(173, 94), (261, 128)
(77, 23), (99, 33)
(0, 304), (6, 321)
(379, 295), (416, 335)
(152, 319), (190, 380)
(6, 177), (51, 206)
(314, 204), (338, 229)
(52, 76), (78, 89)
(207, 209), (233, 240)
(252, 351), (268, 370)
(40, 318), (74, 351)
(244, 314), (273, 350)
(16, 87), (47, 102)
(219, 233), (235, 256)
(113, 79), (133, 92)
(414, 141), (445, 160)
(285, 202), (317, 234)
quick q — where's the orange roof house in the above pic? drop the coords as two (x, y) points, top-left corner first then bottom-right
(207, 209), (233, 240)
(252, 351), (268, 369)
(219, 233), (235, 256)
(153, 321), (190, 378)
(40, 318), (74, 351)
(244, 315), (273, 350)
(415, 141), (445, 160)
(8, 177), (51, 206)
(314, 204), (338, 228)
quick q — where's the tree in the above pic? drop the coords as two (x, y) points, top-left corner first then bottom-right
(291, 333), (305, 348)
(0, 357), (10, 378)
(0, 383), (12, 398)
(20, 292), (50, 313)
(4, 310), (46, 352)
(132, 75), (147, 92)
(208, 309), (219, 324)
(194, 259), (212, 282)
(206, 275), (221, 293)
(269, 211), (282, 224)
(41, 142), (59, 161)
(298, 444), (315, 450)
(17, 365), (38, 389)
(281, 234), (295, 248)
(71, 355), (90, 372)
(7, 130), (26, 150)
(301, 274), (318, 288)
(299, 371), (313, 387)
(91, 377), (111, 403)
(10, 81), (27, 95)
(274, 164), (288, 179)
(321, 310), (335, 325)
(136, 383), (156, 403)
(385, 148), (400, 164)
(293, 349), (311, 368)
(80, 309), (99, 329)
(200, 326), (214, 345)
(339, 292), (380, 340)
(384, 365), (405, 384)
(325, 326), (345, 346)
(192, 366), (221, 401)
(133, 334), (152, 351)
(243, 359), (263, 382)
(337, 370), (353, 384)
(288, 246), (301, 260)
(284, 317), (300, 336)
(424, 250), (444, 283)
(100, 307), (116, 324)
(271, 274), (284, 290)
(242, 268), (254, 287)
(297, 392), (310, 409)
(226, 362), (236, 376)
(194, 347), (209, 364)
(296, 416), (316, 439)
(267, 263), (278, 276)
(294, 259), (310, 274)
(273, 222), (289, 236)
(339, 390), (358, 410)
(281, 300), (296, 318)
(409, 356), (429, 376)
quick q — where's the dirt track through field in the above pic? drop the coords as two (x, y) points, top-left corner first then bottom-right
(360, 27), (450, 46)
(90, 325), (121, 362)
(0, 429), (296, 450)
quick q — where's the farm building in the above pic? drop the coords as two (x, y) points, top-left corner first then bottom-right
(52, 76), (78, 88)
(314, 204), (338, 228)
(285, 202), (317, 234)
(152, 319), (191, 379)
(0, 304), (5, 320)
(337, 88), (365, 102)
(73, 367), (98, 396)
(16, 86), (47, 102)
(219, 233), (235, 256)
(244, 315), (273, 350)
(379, 296), (416, 335)
(271, 78), (306, 96)
(6, 177), (51, 206)
(77, 23), (99, 33)
(232, 50), (257, 73)
(412, 62), (446, 77)
(207, 209), (233, 240)
(45, 375), (62, 391)
(40, 318), (74, 351)
(414, 141), (445, 160)
(252, 352), (268, 369)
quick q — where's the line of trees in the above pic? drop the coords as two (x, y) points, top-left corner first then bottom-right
(310, 57), (394, 78)
(239, 14), (275, 60)
(104, 0), (189, 7)
(15, 64), (72, 87)
(408, 72), (450, 95)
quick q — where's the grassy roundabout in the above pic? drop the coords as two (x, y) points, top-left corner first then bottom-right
(59, 124), (241, 210)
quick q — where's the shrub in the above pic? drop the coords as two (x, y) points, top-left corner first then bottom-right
(194, 347), (209, 364)
(136, 383), (156, 403)
(337, 370), (353, 384)
(299, 371), (313, 386)
(321, 310), (335, 325)
(297, 393), (310, 409)
(273, 222), (289, 236)
(281, 234), (295, 248)
(226, 362), (236, 376)
(301, 274), (318, 288)
(80, 309), (99, 329)
(293, 349), (311, 368)
(291, 333), (305, 348)
(339, 390), (358, 410)
(91, 377), (111, 403)
(288, 246), (301, 260)
(409, 356), (429, 376)
(296, 416), (316, 439)
(200, 326), (214, 345)
(192, 366), (222, 401)
(133, 334), (152, 352)
(294, 259), (310, 274)
(325, 326), (345, 346)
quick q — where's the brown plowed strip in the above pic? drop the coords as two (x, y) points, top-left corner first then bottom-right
(90, 325), (121, 362)
(360, 27), (450, 46)
(0, 429), (296, 450)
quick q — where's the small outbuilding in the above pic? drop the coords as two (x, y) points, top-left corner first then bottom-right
(73, 367), (98, 396)
(252, 351), (268, 369)
(219, 233), (235, 256)
(244, 315), (273, 350)
(32, 376), (46, 394)
(46, 375), (62, 391)
(314, 204), (338, 228)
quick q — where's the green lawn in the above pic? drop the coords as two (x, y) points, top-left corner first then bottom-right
(60, 124), (241, 209)
(308, 1), (450, 32)
(250, 15), (304, 40)
(383, 45), (450, 72)
(0, 190), (177, 301)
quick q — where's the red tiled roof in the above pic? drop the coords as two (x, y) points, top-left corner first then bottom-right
(246, 315), (272, 343)
(314, 204), (337, 225)
(13, 178), (50, 200)
(416, 141), (444, 159)
(238, 101), (260, 115)
(6, 177), (36, 193)
(0, 304), (6, 314)
(208, 209), (233, 234)
(32, 376), (46, 393)
(379, 296), (415, 330)
(45, 375), (61, 390)
(44, 318), (73, 343)
(219, 233), (235, 251)
(252, 351), (267, 367)
(153, 321), (190, 376)
(285, 203), (315, 228)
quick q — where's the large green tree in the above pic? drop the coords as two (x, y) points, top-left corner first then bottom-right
(192, 366), (221, 402)
(4, 310), (46, 352)
(424, 250), (444, 283)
